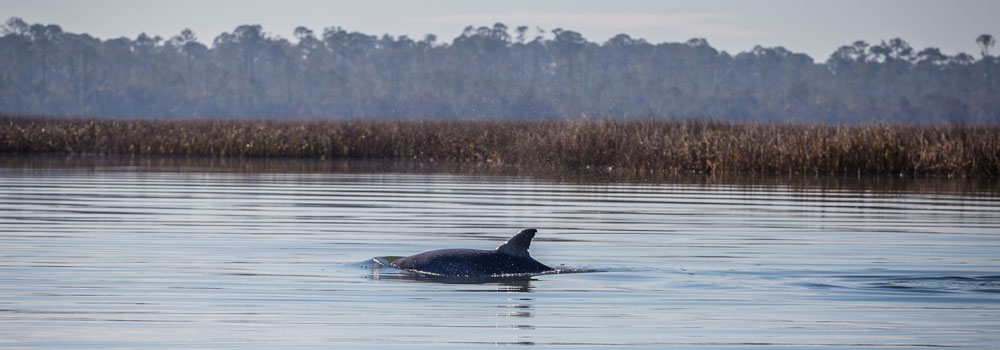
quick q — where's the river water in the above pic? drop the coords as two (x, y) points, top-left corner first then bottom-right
(1, 159), (999, 349)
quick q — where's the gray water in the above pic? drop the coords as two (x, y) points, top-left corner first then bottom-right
(1, 164), (999, 349)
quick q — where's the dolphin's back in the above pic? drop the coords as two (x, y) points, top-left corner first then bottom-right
(392, 248), (551, 277)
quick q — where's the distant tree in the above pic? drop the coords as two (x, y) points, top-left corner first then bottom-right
(489, 23), (510, 42)
(869, 40), (892, 62)
(422, 33), (436, 46)
(167, 28), (196, 48)
(515, 26), (528, 44)
(887, 38), (914, 62)
(1, 17), (998, 123)
(27, 23), (62, 89)
(293, 26), (313, 41)
(828, 40), (870, 74)
(950, 53), (975, 65)
(976, 34), (995, 58)
(685, 37), (710, 48)
(916, 47), (947, 65)
(1, 17), (28, 36)
(532, 26), (545, 42)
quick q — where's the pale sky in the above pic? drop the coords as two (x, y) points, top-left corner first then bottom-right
(2, 0), (997, 61)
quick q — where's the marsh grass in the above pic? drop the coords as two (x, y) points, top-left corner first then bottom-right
(3, 115), (998, 177)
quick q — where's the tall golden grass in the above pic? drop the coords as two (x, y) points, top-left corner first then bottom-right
(3, 115), (998, 177)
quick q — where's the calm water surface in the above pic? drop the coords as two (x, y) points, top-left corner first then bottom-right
(1, 164), (999, 349)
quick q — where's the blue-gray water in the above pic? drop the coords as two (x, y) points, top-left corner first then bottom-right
(1, 165), (999, 349)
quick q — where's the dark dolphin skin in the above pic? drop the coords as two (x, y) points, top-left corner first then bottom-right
(391, 229), (553, 277)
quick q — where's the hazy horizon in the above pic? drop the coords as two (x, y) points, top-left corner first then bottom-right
(2, 0), (997, 61)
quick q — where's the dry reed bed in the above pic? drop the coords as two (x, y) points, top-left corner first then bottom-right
(2, 115), (998, 177)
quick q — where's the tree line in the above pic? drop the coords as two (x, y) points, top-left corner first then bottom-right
(0, 17), (996, 123)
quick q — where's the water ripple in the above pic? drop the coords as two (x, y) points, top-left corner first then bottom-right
(1, 167), (999, 348)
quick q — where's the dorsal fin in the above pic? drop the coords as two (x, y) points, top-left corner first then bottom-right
(496, 228), (537, 258)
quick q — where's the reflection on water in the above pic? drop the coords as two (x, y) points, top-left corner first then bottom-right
(1, 157), (999, 348)
(5, 153), (999, 194)
(370, 264), (536, 292)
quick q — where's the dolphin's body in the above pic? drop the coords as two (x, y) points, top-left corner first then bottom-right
(391, 229), (553, 277)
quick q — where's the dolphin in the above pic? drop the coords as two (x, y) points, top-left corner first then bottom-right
(391, 228), (553, 277)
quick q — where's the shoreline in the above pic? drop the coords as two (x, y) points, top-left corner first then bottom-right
(3, 153), (998, 195)
(3, 115), (998, 178)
